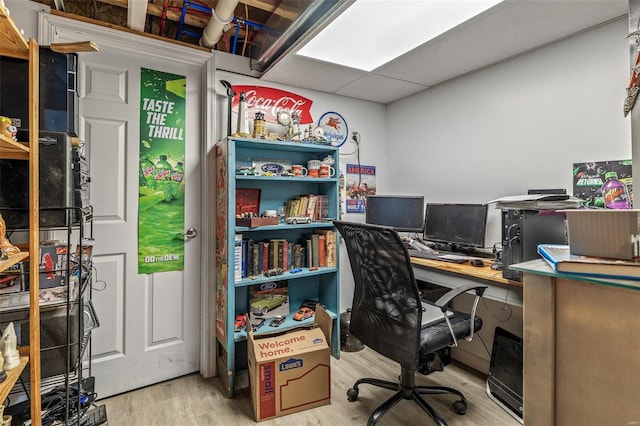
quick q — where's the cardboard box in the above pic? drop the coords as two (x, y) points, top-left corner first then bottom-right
(566, 209), (640, 260)
(248, 306), (332, 422)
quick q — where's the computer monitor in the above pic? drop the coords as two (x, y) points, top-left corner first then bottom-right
(423, 203), (488, 251)
(487, 327), (523, 422)
(365, 195), (425, 232)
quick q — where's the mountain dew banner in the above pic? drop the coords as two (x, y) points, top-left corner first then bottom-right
(138, 68), (186, 274)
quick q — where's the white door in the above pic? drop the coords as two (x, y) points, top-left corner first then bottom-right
(40, 15), (216, 397)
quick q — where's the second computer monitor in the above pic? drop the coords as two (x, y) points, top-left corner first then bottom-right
(423, 203), (488, 251)
(365, 195), (425, 232)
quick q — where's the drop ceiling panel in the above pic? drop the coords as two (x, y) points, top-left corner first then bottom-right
(262, 54), (368, 92)
(263, 0), (629, 104)
(335, 73), (429, 104)
(375, 0), (629, 87)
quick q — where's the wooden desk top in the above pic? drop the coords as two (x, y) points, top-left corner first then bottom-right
(410, 257), (522, 287)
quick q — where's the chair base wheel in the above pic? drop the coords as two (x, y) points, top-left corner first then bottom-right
(453, 399), (467, 415)
(347, 387), (359, 402)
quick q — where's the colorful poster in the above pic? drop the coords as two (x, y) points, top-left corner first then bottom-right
(215, 142), (229, 343)
(138, 68), (187, 274)
(230, 85), (314, 124)
(573, 159), (632, 209)
(345, 163), (376, 213)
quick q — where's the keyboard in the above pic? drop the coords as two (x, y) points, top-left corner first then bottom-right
(407, 249), (468, 264)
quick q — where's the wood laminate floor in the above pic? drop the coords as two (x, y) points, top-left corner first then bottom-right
(100, 347), (520, 425)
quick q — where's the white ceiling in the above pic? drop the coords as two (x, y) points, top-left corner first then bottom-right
(260, 0), (629, 105)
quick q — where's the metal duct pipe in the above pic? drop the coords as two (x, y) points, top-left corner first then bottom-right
(200, 0), (239, 49)
(250, 0), (352, 73)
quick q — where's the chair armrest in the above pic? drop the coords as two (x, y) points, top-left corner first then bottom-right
(430, 283), (487, 347)
(432, 283), (487, 309)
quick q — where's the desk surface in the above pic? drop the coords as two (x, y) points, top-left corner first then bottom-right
(410, 257), (522, 287)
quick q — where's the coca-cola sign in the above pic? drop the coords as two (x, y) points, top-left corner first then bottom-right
(231, 85), (314, 124)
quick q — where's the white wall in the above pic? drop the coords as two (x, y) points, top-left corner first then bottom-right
(385, 17), (631, 248)
(4, 0), (47, 39)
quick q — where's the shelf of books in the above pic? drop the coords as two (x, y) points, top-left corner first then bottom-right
(215, 136), (340, 398)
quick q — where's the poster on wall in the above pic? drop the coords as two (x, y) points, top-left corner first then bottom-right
(573, 159), (632, 209)
(138, 68), (187, 274)
(215, 143), (229, 344)
(345, 163), (376, 213)
(229, 85), (314, 124)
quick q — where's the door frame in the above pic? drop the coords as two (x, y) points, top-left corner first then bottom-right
(37, 12), (218, 378)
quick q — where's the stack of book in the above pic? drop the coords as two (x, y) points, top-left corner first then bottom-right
(284, 194), (330, 221)
(537, 244), (640, 281)
(235, 229), (337, 280)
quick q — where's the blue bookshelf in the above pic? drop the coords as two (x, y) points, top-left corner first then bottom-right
(214, 136), (341, 398)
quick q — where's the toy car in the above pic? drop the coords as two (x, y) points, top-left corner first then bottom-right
(264, 267), (284, 277)
(269, 315), (286, 327)
(235, 166), (258, 176)
(285, 216), (312, 224)
(293, 306), (314, 321)
(234, 314), (247, 332)
(246, 317), (265, 332)
(301, 299), (325, 311)
(250, 293), (288, 315)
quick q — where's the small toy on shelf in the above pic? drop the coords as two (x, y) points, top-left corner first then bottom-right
(0, 214), (19, 257)
(0, 116), (17, 141)
(293, 306), (314, 321)
(285, 216), (312, 225)
(235, 314), (247, 332)
(246, 317), (265, 332)
(269, 315), (286, 327)
(0, 322), (20, 370)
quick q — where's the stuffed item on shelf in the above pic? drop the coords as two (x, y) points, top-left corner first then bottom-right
(0, 116), (17, 141)
(0, 322), (20, 370)
(0, 214), (20, 257)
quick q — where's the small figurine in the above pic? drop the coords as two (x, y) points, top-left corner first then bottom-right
(291, 111), (302, 141)
(321, 155), (335, 166)
(0, 214), (20, 257)
(276, 110), (292, 140)
(252, 111), (266, 139)
(0, 322), (20, 371)
(233, 92), (251, 138)
(0, 116), (17, 141)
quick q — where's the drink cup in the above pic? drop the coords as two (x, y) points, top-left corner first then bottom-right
(292, 165), (308, 177)
(307, 159), (322, 177)
(319, 164), (335, 178)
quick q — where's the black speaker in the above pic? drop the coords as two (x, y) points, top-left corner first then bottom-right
(0, 46), (78, 133)
(501, 209), (567, 281)
(19, 303), (81, 379)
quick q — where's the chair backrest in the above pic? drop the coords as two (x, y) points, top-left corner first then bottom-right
(334, 221), (422, 369)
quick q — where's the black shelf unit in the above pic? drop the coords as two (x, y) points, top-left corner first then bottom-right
(2, 207), (98, 425)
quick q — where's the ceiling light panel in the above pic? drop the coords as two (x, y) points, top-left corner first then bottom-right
(296, 0), (503, 71)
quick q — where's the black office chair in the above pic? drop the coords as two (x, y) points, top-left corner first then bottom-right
(334, 221), (487, 426)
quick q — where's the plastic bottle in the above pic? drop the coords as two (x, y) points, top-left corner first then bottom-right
(154, 155), (173, 201)
(170, 161), (184, 199)
(140, 155), (156, 189)
(601, 171), (630, 209)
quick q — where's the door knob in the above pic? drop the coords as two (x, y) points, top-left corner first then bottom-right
(179, 228), (198, 241)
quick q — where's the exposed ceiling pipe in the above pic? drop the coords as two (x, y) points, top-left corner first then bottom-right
(200, 0), (239, 49)
(127, 0), (148, 32)
(250, 0), (352, 73)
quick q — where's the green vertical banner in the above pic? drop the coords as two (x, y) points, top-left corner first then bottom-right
(138, 68), (186, 274)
